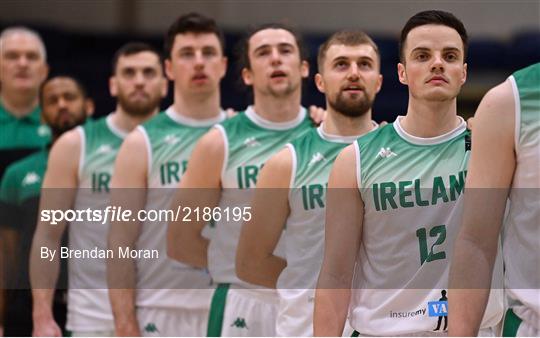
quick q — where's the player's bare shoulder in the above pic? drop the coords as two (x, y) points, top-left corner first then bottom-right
(44, 127), (82, 187)
(257, 146), (294, 188)
(181, 126), (225, 188)
(474, 79), (515, 128)
(329, 144), (358, 189)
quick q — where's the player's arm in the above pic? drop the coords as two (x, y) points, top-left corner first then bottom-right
(167, 128), (224, 268)
(314, 145), (364, 336)
(236, 147), (292, 289)
(448, 79), (516, 336)
(107, 130), (147, 337)
(30, 129), (81, 337)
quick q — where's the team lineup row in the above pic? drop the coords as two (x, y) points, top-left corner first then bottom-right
(0, 9), (538, 338)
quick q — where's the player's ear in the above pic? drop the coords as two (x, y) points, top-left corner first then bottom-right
(164, 59), (174, 82)
(219, 56), (228, 80)
(314, 73), (325, 94)
(301, 60), (309, 79)
(109, 76), (118, 97)
(84, 98), (95, 117)
(376, 74), (383, 94)
(397, 63), (407, 85)
(242, 67), (253, 86)
(461, 63), (467, 85)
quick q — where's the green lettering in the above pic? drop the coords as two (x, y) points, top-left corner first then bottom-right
(399, 181), (414, 208)
(167, 162), (180, 184)
(302, 185), (309, 211)
(309, 184), (325, 209)
(380, 182), (398, 210)
(237, 167), (244, 189)
(244, 165), (259, 189)
(92, 172), (111, 192)
(373, 183), (381, 211)
(431, 176), (449, 205)
(449, 170), (466, 201)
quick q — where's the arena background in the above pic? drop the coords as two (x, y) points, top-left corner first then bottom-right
(1, 0), (539, 123)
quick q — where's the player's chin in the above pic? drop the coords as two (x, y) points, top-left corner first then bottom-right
(423, 89), (456, 101)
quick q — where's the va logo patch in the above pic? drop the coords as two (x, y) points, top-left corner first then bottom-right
(428, 300), (448, 317)
(144, 322), (159, 333)
(231, 317), (249, 329)
(429, 289), (448, 332)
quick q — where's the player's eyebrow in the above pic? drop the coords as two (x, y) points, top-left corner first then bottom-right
(253, 42), (295, 54)
(411, 46), (462, 54)
(331, 55), (374, 63)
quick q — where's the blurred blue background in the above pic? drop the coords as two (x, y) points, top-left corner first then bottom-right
(2, 0), (539, 122)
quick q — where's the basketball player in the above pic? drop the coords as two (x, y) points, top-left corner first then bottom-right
(314, 10), (503, 336)
(449, 63), (540, 336)
(30, 42), (166, 336)
(108, 13), (227, 337)
(167, 23), (313, 336)
(235, 30), (382, 336)
(0, 75), (93, 336)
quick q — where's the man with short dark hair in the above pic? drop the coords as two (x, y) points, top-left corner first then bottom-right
(236, 30), (382, 337)
(108, 13), (228, 337)
(0, 75), (93, 336)
(314, 10), (503, 336)
(30, 42), (167, 336)
(167, 23), (313, 336)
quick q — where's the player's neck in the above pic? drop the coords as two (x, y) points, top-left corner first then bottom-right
(323, 108), (375, 137)
(0, 89), (39, 118)
(402, 98), (461, 137)
(172, 89), (222, 120)
(252, 90), (302, 123)
(112, 107), (159, 134)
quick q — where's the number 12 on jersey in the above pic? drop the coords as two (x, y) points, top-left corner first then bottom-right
(415, 224), (447, 265)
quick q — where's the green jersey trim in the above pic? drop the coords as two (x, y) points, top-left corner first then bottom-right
(393, 116), (467, 146)
(508, 75), (521, 153)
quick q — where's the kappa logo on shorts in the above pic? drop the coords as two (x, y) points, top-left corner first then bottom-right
(231, 317), (249, 329)
(144, 322), (159, 333)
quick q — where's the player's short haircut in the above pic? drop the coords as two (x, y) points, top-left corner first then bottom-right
(399, 10), (468, 63)
(111, 42), (161, 74)
(237, 23), (308, 71)
(39, 75), (89, 105)
(164, 12), (225, 59)
(0, 26), (47, 61)
(317, 30), (380, 72)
